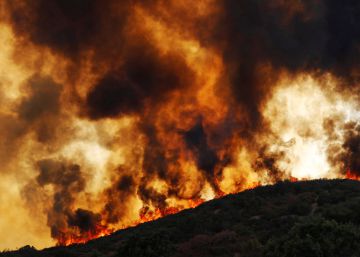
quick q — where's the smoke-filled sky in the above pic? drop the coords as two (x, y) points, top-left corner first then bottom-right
(0, 0), (360, 249)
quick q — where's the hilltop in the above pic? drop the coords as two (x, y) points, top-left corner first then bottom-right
(2, 179), (360, 257)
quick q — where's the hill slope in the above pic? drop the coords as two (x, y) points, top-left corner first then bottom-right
(3, 179), (360, 257)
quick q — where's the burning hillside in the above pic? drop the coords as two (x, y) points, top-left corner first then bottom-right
(0, 0), (360, 249)
(3, 179), (360, 257)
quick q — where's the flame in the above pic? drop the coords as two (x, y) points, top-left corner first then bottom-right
(290, 176), (299, 182)
(56, 225), (114, 246)
(1, 0), (360, 249)
(57, 178), (264, 246)
(345, 170), (360, 181)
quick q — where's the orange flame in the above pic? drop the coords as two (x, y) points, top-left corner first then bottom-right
(290, 176), (298, 182)
(56, 225), (114, 246)
(138, 198), (205, 225)
(345, 170), (360, 181)
(56, 177), (291, 246)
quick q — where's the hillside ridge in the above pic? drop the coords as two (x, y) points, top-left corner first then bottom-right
(3, 179), (360, 257)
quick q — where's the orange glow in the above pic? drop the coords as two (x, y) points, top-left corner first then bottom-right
(1, 0), (360, 250)
(290, 176), (298, 182)
(345, 170), (360, 181)
(56, 225), (114, 246)
(138, 198), (205, 225)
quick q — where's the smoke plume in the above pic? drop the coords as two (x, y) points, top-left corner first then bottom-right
(0, 0), (360, 249)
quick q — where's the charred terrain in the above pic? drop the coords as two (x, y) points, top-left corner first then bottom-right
(3, 179), (360, 257)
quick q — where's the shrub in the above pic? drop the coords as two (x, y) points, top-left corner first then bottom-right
(117, 231), (175, 257)
(264, 216), (360, 257)
(287, 200), (312, 216)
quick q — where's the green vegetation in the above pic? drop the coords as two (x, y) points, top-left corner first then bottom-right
(3, 179), (360, 257)
(265, 217), (360, 257)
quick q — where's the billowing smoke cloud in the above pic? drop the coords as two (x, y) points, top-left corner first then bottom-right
(183, 120), (219, 188)
(102, 173), (136, 224)
(19, 76), (61, 122)
(33, 159), (106, 242)
(6, 0), (127, 59)
(67, 209), (102, 235)
(86, 44), (194, 119)
(0, 75), (61, 168)
(1, 0), (360, 249)
(218, 0), (360, 129)
(19, 76), (62, 142)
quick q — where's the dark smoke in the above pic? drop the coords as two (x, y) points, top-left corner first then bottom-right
(86, 44), (194, 119)
(86, 75), (141, 118)
(254, 146), (287, 182)
(34, 159), (104, 239)
(138, 124), (181, 208)
(183, 120), (219, 185)
(323, 119), (360, 177)
(103, 173), (136, 224)
(217, 0), (360, 129)
(7, 0), (360, 126)
(18, 75), (61, 122)
(139, 183), (167, 210)
(0, 75), (62, 168)
(67, 209), (102, 233)
(141, 124), (169, 179)
(6, 0), (126, 59)
(342, 122), (360, 175)
(17, 75), (63, 144)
